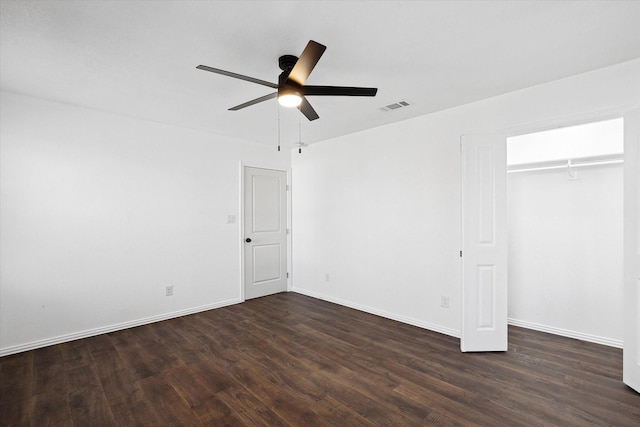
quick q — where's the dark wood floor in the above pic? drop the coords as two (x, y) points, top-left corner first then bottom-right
(1, 292), (638, 426)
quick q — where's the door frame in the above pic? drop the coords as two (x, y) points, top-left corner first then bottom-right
(240, 162), (292, 301)
(623, 108), (640, 392)
(462, 105), (638, 352)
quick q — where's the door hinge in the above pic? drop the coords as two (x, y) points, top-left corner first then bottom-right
(287, 272), (289, 278)
(286, 184), (289, 191)
(286, 228), (290, 235)
(460, 250), (463, 257)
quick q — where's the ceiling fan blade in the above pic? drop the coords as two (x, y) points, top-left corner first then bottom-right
(229, 92), (278, 111)
(303, 85), (378, 97)
(287, 40), (327, 86)
(298, 97), (319, 121)
(197, 65), (278, 89)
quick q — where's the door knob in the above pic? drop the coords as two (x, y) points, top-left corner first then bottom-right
(245, 238), (252, 243)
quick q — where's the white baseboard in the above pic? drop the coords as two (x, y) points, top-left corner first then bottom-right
(4, 294), (619, 357)
(0, 298), (242, 357)
(292, 287), (460, 339)
(507, 318), (623, 348)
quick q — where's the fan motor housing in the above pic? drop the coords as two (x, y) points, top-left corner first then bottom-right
(279, 55), (298, 71)
(278, 70), (302, 91)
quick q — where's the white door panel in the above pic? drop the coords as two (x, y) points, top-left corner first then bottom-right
(461, 134), (508, 352)
(623, 108), (640, 393)
(253, 244), (281, 283)
(252, 174), (282, 232)
(244, 167), (287, 300)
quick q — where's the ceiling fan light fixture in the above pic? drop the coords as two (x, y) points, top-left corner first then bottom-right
(278, 89), (302, 108)
(198, 40), (377, 120)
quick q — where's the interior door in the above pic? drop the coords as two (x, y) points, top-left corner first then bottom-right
(243, 167), (288, 300)
(461, 134), (508, 352)
(623, 109), (640, 393)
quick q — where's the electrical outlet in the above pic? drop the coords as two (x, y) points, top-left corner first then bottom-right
(166, 285), (174, 296)
(441, 296), (449, 308)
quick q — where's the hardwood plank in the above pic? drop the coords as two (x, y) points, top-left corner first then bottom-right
(109, 397), (161, 426)
(0, 351), (34, 426)
(1, 292), (638, 426)
(234, 317), (433, 423)
(214, 385), (289, 426)
(309, 395), (377, 427)
(31, 344), (65, 395)
(68, 388), (116, 425)
(161, 363), (217, 408)
(135, 375), (199, 426)
(192, 393), (251, 425)
(30, 392), (72, 427)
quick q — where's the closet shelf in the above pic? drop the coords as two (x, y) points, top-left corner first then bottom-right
(507, 153), (623, 174)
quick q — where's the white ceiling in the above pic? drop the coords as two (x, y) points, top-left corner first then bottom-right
(1, 1), (639, 148)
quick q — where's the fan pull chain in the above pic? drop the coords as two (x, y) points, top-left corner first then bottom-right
(277, 105), (281, 152)
(298, 120), (302, 154)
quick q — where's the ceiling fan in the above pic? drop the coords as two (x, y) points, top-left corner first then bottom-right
(196, 40), (377, 121)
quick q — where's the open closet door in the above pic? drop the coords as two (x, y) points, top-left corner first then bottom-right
(624, 108), (640, 393)
(461, 134), (508, 352)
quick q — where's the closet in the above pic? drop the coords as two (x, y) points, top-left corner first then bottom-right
(507, 118), (624, 347)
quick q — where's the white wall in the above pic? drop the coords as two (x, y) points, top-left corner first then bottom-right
(0, 91), (290, 355)
(2, 60), (638, 355)
(508, 165), (623, 346)
(291, 59), (640, 338)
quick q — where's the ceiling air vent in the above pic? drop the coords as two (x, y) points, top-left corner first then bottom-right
(380, 100), (410, 112)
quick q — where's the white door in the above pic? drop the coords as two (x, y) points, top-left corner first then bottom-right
(461, 134), (508, 352)
(623, 109), (640, 393)
(243, 167), (288, 300)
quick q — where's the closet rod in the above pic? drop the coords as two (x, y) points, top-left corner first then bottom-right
(507, 156), (623, 174)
